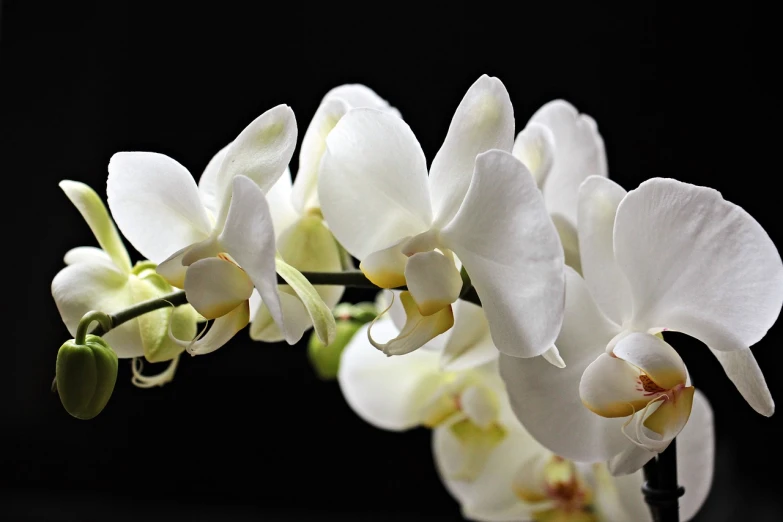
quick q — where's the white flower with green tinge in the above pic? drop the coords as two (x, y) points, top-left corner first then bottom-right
(249, 85), (400, 342)
(500, 176), (783, 475)
(319, 75), (565, 359)
(52, 181), (198, 362)
(107, 106), (335, 354)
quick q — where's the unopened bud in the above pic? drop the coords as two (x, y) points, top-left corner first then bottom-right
(55, 334), (118, 420)
(307, 319), (363, 380)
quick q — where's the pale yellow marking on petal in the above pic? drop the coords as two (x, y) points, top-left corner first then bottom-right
(643, 386), (695, 436)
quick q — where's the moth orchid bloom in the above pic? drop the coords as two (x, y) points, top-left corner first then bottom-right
(512, 100), (607, 273)
(52, 181), (198, 362)
(250, 85), (399, 342)
(108, 106), (335, 354)
(501, 177), (783, 474)
(434, 388), (714, 522)
(320, 75), (565, 358)
(339, 301), (513, 479)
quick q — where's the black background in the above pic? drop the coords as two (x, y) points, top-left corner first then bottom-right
(1, 2), (779, 521)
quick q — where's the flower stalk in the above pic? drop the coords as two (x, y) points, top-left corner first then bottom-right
(642, 438), (684, 522)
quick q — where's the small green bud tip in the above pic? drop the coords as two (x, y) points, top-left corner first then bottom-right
(55, 334), (118, 420)
(332, 302), (378, 324)
(307, 320), (363, 380)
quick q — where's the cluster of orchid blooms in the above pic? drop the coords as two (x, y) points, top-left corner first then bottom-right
(51, 75), (782, 521)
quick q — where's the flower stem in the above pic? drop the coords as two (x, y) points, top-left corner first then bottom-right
(81, 270), (480, 339)
(642, 438), (684, 522)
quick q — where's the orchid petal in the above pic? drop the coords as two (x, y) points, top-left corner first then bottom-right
(592, 464), (652, 522)
(580, 353), (656, 418)
(218, 175), (286, 342)
(338, 319), (442, 430)
(211, 105), (297, 226)
(359, 238), (409, 289)
(530, 100), (607, 226)
(369, 291), (453, 356)
(512, 121), (555, 189)
(275, 258), (336, 346)
(442, 150), (564, 358)
(183, 257), (254, 320)
(107, 152), (212, 263)
(578, 176), (631, 324)
(678, 390), (715, 521)
(266, 167), (299, 240)
(541, 346), (566, 368)
(51, 263), (141, 358)
(433, 425), (542, 522)
(155, 246), (190, 289)
(440, 300), (497, 372)
(323, 84), (400, 118)
(173, 301), (250, 356)
(197, 143), (230, 218)
(63, 247), (115, 269)
(429, 75), (514, 226)
(60, 180), (131, 273)
(614, 178), (783, 350)
(550, 213), (582, 274)
(607, 444), (655, 477)
(499, 268), (627, 462)
(405, 251), (462, 316)
(319, 109), (432, 259)
(293, 97), (349, 213)
(710, 346), (773, 416)
(613, 332), (687, 390)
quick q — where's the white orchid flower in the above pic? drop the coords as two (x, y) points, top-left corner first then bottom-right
(249, 85), (400, 342)
(500, 177), (783, 474)
(52, 181), (198, 362)
(434, 388), (714, 522)
(512, 100), (607, 273)
(107, 106), (335, 354)
(319, 75), (565, 358)
(339, 301), (513, 479)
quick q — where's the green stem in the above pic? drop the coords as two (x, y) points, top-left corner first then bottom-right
(75, 311), (113, 344)
(78, 270), (480, 339)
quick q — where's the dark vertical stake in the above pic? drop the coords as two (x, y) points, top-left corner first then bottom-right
(642, 438), (685, 522)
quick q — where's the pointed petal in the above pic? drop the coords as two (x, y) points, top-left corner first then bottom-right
(580, 353), (655, 418)
(211, 105), (298, 226)
(512, 121), (555, 188)
(577, 176), (631, 325)
(218, 175), (286, 341)
(174, 301), (250, 356)
(266, 167), (299, 239)
(318, 109), (432, 259)
(107, 152), (212, 262)
(614, 178), (783, 350)
(248, 290), (311, 344)
(338, 319), (442, 430)
(183, 257), (254, 320)
(433, 424), (542, 522)
(275, 258), (337, 345)
(197, 143), (230, 218)
(60, 180), (131, 272)
(607, 444), (656, 477)
(541, 346), (566, 368)
(613, 332), (687, 390)
(442, 150), (565, 358)
(51, 263), (144, 358)
(677, 390), (715, 522)
(530, 100), (607, 226)
(405, 251), (462, 316)
(63, 247), (115, 269)
(429, 75), (515, 226)
(440, 300), (497, 372)
(293, 97), (349, 213)
(499, 268), (627, 462)
(710, 346), (773, 416)
(155, 246), (190, 289)
(369, 291), (454, 356)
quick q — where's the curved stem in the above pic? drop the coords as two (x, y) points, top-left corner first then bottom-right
(88, 290), (188, 337)
(75, 311), (113, 344)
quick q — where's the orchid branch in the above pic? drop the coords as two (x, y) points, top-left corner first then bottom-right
(642, 438), (684, 522)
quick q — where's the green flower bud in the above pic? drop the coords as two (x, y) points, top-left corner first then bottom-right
(333, 302), (378, 324)
(55, 334), (118, 420)
(308, 319), (363, 380)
